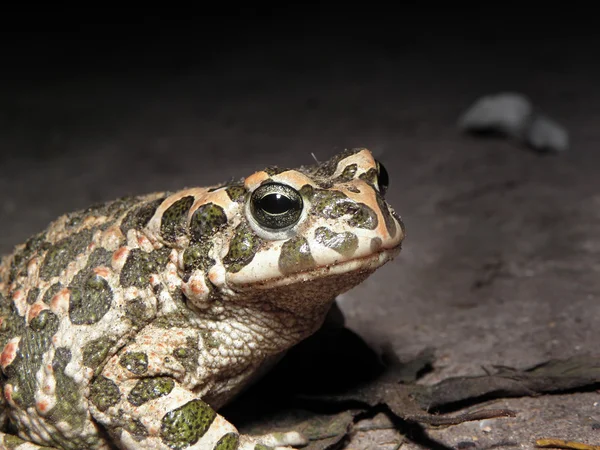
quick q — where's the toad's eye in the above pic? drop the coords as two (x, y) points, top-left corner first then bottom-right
(250, 183), (303, 230)
(375, 160), (389, 196)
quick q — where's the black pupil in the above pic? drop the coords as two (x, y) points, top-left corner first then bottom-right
(259, 193), (293, 215)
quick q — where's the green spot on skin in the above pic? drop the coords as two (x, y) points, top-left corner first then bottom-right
(119, 351), (148, 375)
(161, 399), (217, 450)
(375, 194), (397, 237)
(42, 282), (63, 304)
(122, 418), (149, 441)
(263, 166), (290, 176)
(1, 309), (59, 408)
(8, 232), (49, 283)
(89, 376), (121, 412)
(152, 312), (194, 329)
(39, 228), (93, 281)
(225, 185), (247, 203)
(200, 330), (220, 348)
(86, 247), (113, 268)
(174, 348), (188, 358)
(173, 337), (201, 375)
(82, 336), (117, 373)
(310, 148), (363, 178)
(223, 222), (262, 273)
(183, 242), (214, 274)
(120, 247), (171, 289)
(334, 163), (358, 182)
(255, 445), (274, 450)
(125, 298), (155, 329)
(128, 377), (175, 406)
(161, 196), (195, 242)
(314, 227), (358, 257)
(214, 432), (240, 450)
(68, 272), (113, 325)
(26, 287), (39, 305)
(46, 348), (87, 433)
(120, 197), (165, 235)
(189, 203), (228, 242)
(29, 309), (56, 332)
(346, 203), (378, 230)
(370, 237), (383, 252)
(278, 236), (316, 275)
(310, 189), (378, 230)
(359, 167), (378, 186)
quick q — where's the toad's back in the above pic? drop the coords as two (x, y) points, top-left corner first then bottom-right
(0, 148), (404, 450)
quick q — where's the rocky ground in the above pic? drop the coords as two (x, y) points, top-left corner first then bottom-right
(1, 13), (599, 449)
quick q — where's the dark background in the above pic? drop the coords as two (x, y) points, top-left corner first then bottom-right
(2, 9), (600, 448)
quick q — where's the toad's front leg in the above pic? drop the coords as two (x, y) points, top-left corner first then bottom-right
(89, 374), (302, 449)
(86, 325), (306, 450)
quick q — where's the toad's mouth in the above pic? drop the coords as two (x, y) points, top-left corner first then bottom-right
(233, 243), (402, 291)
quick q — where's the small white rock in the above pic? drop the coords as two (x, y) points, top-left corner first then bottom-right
(458, 92), (570, 153)
(525, 113), (570, 153)
(458, 92), (533, 138)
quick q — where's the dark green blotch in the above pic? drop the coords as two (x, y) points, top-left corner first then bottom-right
(225, 185), (247, 203)
(46, 348), (86, 431)
(39, 228), (93, 280)
(214, 432), (240, 450)
(310, 148), (364, 178)
(314, 227), (358, 257)
(128, 377), (175, 406)
(278, 236), (316, 275)
(125, 297), (156, 329)
(160, 399), (216, 450)
(86, 247), (113, 268)
(89, 375), (121, 412)
(152, 311), (194, 329)
(26, 287), (39, 305)
(310, 189), (378, 230)
(190, 203), (227, 242)
(255, 445), (274, 450)
(8, 232), (49, 283)
(68, 271), (113, 325)
(223, 222), (262, 273)
(263, 166), (290, 176)
(359, 167), (378, 186)
(82, 336), (117, 374)
(334, 163), (358, 183)
(200, 330), (220, 349)
(42, 282), (63, 304)
(121, 418), (149, 441)
(30, 309), (57, 332)
(370, 237), (382, 252)
(173, 337), (201, 374)
(120, 351), (148, 375)
(2, 308), (59, 409)
(120, 247), (171, 289)
(347, 203), (378, 230)
(183, 242), (215, 275)
(161, 196), (195, 242)
(120, 197), (165, 235)
(375, 194), (397, 237)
